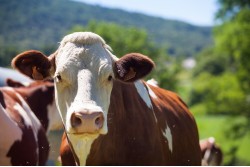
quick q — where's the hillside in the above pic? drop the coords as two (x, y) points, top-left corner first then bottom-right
(0, 0), (213, 59)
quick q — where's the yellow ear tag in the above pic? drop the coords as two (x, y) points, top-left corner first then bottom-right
(124, 67), (136, 81)
(32, 66), (44, 80)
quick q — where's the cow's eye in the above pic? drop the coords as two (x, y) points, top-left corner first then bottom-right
(108, 75), (113, 81)
(55, 74), (62, 83)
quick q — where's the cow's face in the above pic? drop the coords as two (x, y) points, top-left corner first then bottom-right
(12, 32), (154, 164)
(53, 33), (115, 135)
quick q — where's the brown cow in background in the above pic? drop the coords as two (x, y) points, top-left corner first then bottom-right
(200, 137), (223, 165)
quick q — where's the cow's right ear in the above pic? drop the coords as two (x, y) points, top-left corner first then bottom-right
(11, 50), (55, 80)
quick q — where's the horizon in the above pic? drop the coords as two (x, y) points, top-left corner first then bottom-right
(73, 0), (218, 26)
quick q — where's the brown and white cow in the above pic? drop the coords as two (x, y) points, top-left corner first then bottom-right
(200, 137), (223, 166)
(6, 78), (62, 132)
(0, 79), (62, 165)
(0, 86), (49, 165)
(12, 32), (201, 165)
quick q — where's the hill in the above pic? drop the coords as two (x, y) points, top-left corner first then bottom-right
(0, 0), (213, 60)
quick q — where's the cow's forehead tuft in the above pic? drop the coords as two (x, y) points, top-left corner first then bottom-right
(60, 32), (106, 47)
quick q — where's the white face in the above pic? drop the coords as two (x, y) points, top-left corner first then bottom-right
(54, 32), (115, 137)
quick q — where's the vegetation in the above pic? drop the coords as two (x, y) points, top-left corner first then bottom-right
(1, 0), (249, 165)
(188, 0), (250, 165)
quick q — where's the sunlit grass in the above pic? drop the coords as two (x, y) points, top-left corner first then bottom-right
(195, 115), (250, 165)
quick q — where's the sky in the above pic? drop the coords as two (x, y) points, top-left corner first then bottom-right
(74, 0), (218, 26)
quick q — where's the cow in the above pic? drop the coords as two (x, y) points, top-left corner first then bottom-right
(0, 86), (49, 165)
(0, 79), (62, 165)
(12, 32), (201, 165)
(200, 137), (223, 166)
(6, 78), (62, 132)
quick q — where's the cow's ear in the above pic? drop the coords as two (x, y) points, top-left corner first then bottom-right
(11, 50), (55, 80)
(114, 53), (155, 82)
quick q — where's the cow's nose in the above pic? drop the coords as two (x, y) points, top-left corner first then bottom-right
(70, 111), (104, 133)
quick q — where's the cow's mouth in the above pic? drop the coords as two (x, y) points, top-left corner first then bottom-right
(67, 132), (100, 138)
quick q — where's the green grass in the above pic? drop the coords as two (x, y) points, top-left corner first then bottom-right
(195, 115), (250, 165)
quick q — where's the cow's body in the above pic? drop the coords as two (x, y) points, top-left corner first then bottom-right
(12, 32), (201, 165)
(60, 80), (201, 165)
(200, 137), (223, 166)
(6, 79), (62, 132)
(0, 87), (49, 165)
(0, 79), (62, 165)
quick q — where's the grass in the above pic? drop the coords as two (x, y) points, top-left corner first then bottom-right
(195, 115), (250, 165)
(175, 68), (250, 165)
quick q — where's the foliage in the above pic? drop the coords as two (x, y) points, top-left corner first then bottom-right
(70, 21), (179, 90)
(215, 0), (250, 21)
(189, 0), (250, 165)
(195, 115), (250, 165)
(0, 46), (19, 67)
(214, 9), (250, 92)
(190, 72), (246, 115)
(193, 48), (229, 76)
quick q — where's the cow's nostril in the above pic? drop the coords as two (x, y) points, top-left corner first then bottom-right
(71, 113), (82, 128)
(95, 114), (104, 129)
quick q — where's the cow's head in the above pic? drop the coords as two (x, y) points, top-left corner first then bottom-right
(12, 32), (154, 164)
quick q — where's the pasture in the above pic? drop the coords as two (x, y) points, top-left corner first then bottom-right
(196, 115), (250, 165)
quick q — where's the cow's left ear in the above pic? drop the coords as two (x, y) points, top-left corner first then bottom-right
(11, 50), (56, 80)
(114, 53), (155, 82)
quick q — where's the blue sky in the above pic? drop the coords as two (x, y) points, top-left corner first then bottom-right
(74, 0), (218, 26)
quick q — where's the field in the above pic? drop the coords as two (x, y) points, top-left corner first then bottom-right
(195, 115), (250, 165)
(177, 69), (250, 165)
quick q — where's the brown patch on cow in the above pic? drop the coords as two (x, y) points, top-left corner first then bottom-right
(37, 128), (50, 165)
(114, 53), (155, 82)
(0, 91), (6, 108)
(148, 83), (201, 165)
(6, 78), (25, 88)
(7, 126), (38, 165)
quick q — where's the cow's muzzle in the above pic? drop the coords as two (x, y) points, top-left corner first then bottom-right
(70, 110), (104, 134)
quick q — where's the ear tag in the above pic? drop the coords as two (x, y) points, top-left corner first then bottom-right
(124, 67), (136, 81)
(32, 66), (44, 80)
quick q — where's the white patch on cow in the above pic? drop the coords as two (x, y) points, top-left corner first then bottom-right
(134, 81), (153, 109)
(146, 85), (157, 99)
(134, 81), (158, 122)
(68, 134), (98, 165)
(47, 101), (63, 132)
(162, 123), (173, 153)
(0, 104), (22, 165)
(146, 78), (159, 87)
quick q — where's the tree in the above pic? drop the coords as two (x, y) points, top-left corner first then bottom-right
(214, 9), (250, 92)
(215, 0), (250, 21)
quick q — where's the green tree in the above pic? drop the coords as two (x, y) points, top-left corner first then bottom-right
(215, 0), (250, 21)
(214, 9), (250, 92)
